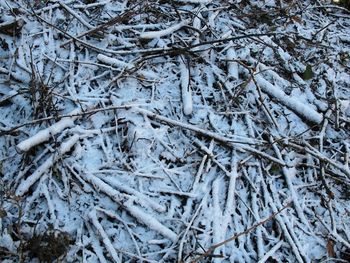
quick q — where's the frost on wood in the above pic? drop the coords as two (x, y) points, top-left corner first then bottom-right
(16, 108), (81, 152)
(139, 19), (189, 39)
(179, 56), (193, 115)
(97, 54), (134, 70)
(226, 43), (239, 80)
(1, 1), (350, 263)
(16, 135), (80, 196)
(254, 74), (324, 124)
(82, 172), (177, 241)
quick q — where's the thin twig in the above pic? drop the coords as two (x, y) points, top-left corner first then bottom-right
(190, 202), (292, 263)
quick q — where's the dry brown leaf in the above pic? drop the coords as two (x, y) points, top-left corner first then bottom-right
(327, 239), (336, 258)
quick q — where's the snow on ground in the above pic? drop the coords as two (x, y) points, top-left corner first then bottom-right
(0, 0), (350, 262)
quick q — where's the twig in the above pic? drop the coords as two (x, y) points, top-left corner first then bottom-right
(287, 141), (350, 178)
(135, 107), (287, 166)
(257, 240), (284, 263)
(82, 172), (178, 241)
(139, 19), (189, 39)
(188, 32), (281, 50)
(60, 10), (135, 47)
(16, 108), (81, 153)
(58, 2), (94, 29)
(253, 73), (323, 124)
(259, 174), (306, 263)
(179, 55), (193, 115)
(177, 196), (205, 263)
(269, 135), (312, 231)
(96, 207), (142, 260)
(15, 134), (80, 196)
(190, 202), (292, 263)
(89, 209), (122, 263)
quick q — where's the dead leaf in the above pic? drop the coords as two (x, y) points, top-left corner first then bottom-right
(327, 239), (336, 257)
(291, 15), (302, 24)
(0, 18), (24, 36)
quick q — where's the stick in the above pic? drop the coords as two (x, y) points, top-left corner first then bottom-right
(60, 9), (131, 47)
(179, 55), (193, 115)
(288, 141), (350, 178)
(6, 104), (285, 166)
(139, 19), (189, 39)
(254, 74), (323, 124)
(58, 2), (94, 29)
(177, 197), (205, 263)
(96, 207), (142, 259)
(270, 136), (312, 231)
(257, 240), (283, 263)
(190, 202), (292, 263)
(89, 209), (122, 263)
(82, 172), (178, 242)
(135, 107), (287, 166)
(16, 134), (80, 196)
(16, 108), (81, 153)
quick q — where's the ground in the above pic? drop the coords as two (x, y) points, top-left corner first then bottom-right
(0, 0), (350, 262)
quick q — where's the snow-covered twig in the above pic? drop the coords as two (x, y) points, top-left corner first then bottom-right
(88, 209), (122, 263)
(60, 4), (124, 46)
(179, 55), (193, 115)
(226, 42), (238, 80)
(257, 241), (283, 263)
(177, 196), (205, 262)
(82, 172), (177, 242)
(58, 2), (94, 29)
(99, 176), (166, 213)
(85, 222), (109, 263)
(254, 74), (323, 124)
(73, 1), (110, 9)
(190, 202), (292, 263)
(16, 134), (80, 196)
(287, 141), (350, 178)
(16, 108), (81, 153)
(261, 178), (306, 263)
(175, 0), (212, 3)
(270, 136), (312, 231)
(139, 20), (189, 39)
(96, 207), (142, 259)
(135, 107), (286, 166)
(97, 54), (134, 69)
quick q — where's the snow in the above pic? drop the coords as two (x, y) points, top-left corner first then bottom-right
(254, 73), (324, 124)
(226, 43), (239, 80)
(1, 0), (350, 262)
(139, 20), (189, 39)
(179, 55), (193, 115)
(97, 54), (134, 70)
(15, 135), (80, 196)
(16, 108), (81, 153)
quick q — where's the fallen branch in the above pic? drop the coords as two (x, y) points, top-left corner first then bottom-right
(254, 73), (323, 124)
(16, 134), (80, 196)
(89, 209), (122, 263)
(179, 55), (193, 115)
(139, 19), (189, 39)
(60, 10), (134, 47)
(190, 202), (292, 263)
(82, 172), (178, 242)
(16, 108), (81, 153)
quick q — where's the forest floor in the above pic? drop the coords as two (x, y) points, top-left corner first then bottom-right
(0, 0), (350, 262)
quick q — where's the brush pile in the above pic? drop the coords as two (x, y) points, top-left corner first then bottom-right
(0, 0), (349, 262)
